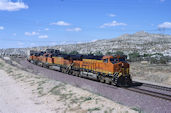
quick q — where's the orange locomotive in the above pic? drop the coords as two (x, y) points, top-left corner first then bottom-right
(28, 49), (132, 86)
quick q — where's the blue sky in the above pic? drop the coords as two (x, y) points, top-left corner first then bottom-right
(0, 0), (171, 48)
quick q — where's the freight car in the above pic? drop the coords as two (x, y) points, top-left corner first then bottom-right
(28, 49), (132, 86)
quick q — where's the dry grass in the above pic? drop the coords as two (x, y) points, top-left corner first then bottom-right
(130, 62), (171, 85)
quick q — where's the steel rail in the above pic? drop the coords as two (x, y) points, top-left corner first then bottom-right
(125, 87), (171, 101)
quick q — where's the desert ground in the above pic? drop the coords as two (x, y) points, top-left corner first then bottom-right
(130, 62), (171, 86)
(0, 58), (137, 113)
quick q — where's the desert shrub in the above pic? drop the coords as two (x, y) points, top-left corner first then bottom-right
(94, 51), (103, 56)
(128, 52), (140, 62)
(143, 53), (151, 57)
(159, 57), (168, 64)
(150, 57), (157, 64)
(150, 56), (168, 64)
(60, 51), (67, 54)
(105, 51), (113, 55)
(114, 51), (125, 56)
(69, 51), (79, 55)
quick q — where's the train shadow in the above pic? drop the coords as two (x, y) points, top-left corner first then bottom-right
(130, 82), (143, 87)
(117, 82), (143, 88)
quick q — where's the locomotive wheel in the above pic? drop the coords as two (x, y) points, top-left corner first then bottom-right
(125, 77), (132, 86)
(76, 71), (80, 77)
(46, 65), (49, 69)
(116, 76), (124, 86)
(106, 80), (112, 85)
(105, 77), (112, 85)
(42, 64), (46, 68)
(72, 70), (76, 76)
(74, 70), (79, 77)
(64, 69), (67, 74)
(61, 68), (64, 73)
(100, 76), (105, 83)
(68, 70), (73, 75)
(72, 70), (79, 77)
(96, 76), (100, 82)
(116, 76), (131, 87)
(63, 68), (65, 73)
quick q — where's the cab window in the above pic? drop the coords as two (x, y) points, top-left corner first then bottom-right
(119, 58), (126, 62)
(110, 58), (118, 64)
(103, 59), (108, 63)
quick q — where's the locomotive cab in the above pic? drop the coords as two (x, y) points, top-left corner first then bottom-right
(102, 55), (132, 86)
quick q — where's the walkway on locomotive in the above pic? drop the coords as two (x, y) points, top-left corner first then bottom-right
(79, 55), (129, 76)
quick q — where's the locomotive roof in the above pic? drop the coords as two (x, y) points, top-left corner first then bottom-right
(30, 49), (126, 60)
(102, 56), (114, 59)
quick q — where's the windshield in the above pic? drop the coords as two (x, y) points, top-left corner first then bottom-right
(110, 58), (118, 64)
(110, 58), (126, 64)
(119, 58), (126, 62)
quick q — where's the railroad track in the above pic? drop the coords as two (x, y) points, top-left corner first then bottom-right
(125, 86), (171, 101)
(140, 82), (171, 92)
(128, 81), (171, 101)
(5, 57), (171, 101)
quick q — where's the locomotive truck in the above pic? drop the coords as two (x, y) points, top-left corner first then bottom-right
(28, 49), (132, 86)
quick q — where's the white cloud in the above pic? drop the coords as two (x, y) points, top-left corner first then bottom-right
(0, 0), (28, 11)
(13, 33), (16, 36)
(66, 27), (82, 32)
(0, 26), (4, 30)
(158, 22), (171, 29)
(38, 35), (48, 39)
(109, 14), (116, 17)
(25, 31), (39, 36)
(100, 21), (127, 28)
(44, 28), (49, 31)
(160, 0), (165, 2)
(37, 28), (49, 32)
(50, 21), (70, 26)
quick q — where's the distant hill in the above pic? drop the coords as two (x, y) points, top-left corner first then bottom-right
(0, 31), (171, 56)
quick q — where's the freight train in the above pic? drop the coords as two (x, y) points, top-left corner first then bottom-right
(28, 49), (132, 86)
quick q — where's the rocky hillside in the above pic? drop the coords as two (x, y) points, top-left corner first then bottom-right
(0, 31), (171, 56)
